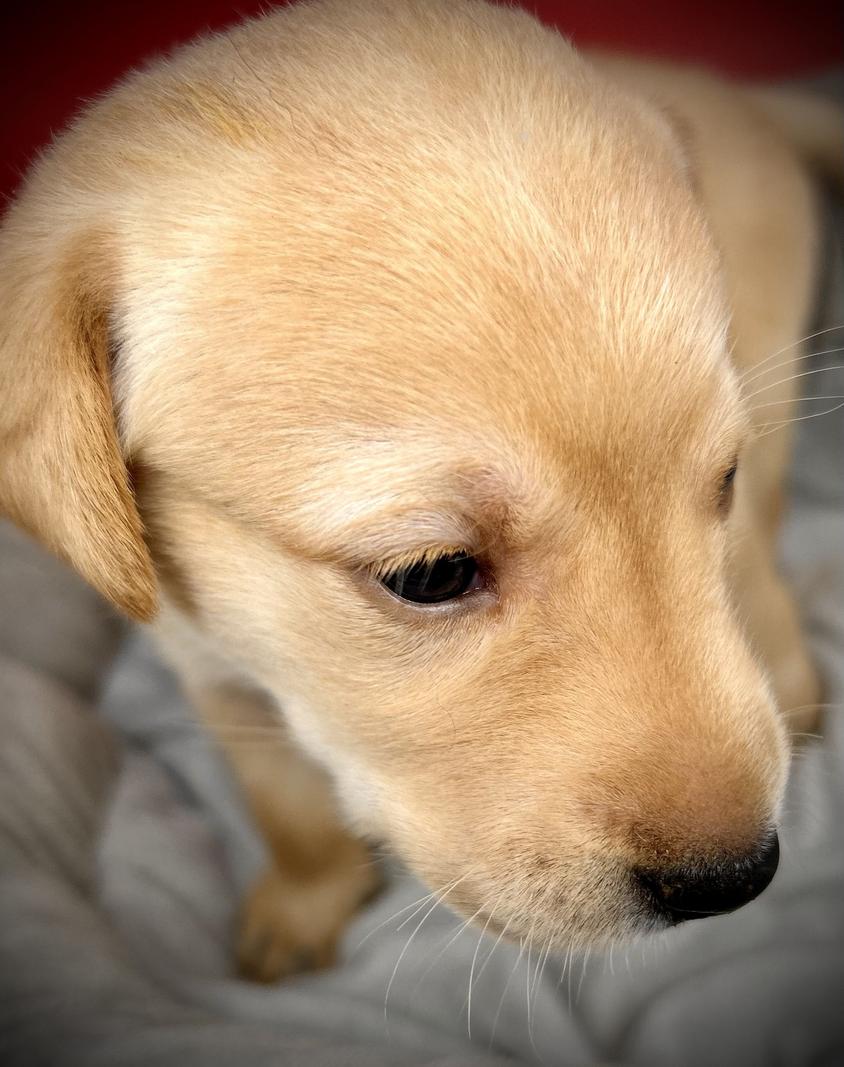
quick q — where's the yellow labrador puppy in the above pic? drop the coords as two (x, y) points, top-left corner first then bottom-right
(1, 0), (840, 982)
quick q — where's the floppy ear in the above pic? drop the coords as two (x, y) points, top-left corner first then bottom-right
(0, 226), (157, 621)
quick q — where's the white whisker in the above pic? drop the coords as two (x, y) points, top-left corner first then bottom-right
(566, 943), (575, 1011)
(381, 872), (472, 1032)
(466, 908), (496, 1040)
(739, 325), (844, 386)
(743, 361), (844, 403)
(352, 876), (459, 956)
(524, 932), (534, 1038)
(535, 936), (553, 1014)
(469, 914), (512, 990)
(576, 945), (592, 1004)
(408, 905), (485, 1002)
(384, 895), (449, 1031)
(756, 399), (844, 437)
(489, 937), (525, 1051)
(752, 393), (844, 411)
(527, 935), (550, 1064)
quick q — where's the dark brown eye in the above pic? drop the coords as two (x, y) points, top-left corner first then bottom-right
(381, 553), (481, 604)
(719, 461), (738, 513)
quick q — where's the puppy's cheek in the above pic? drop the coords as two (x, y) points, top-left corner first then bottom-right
(272, 693), (392, 836)
(327, 764), (392, 840)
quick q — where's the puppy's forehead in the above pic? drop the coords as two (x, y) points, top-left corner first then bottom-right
(119, 21), (736, 519)
(125, 165), (730, 457)
(125, 203), (734, 521)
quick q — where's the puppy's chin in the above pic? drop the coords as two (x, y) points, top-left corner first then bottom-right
(388, 852), (658, 952)
(316, 761), (642, 947)
(333, 771), (782, 951)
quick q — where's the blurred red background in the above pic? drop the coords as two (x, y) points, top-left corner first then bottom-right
(1, 0), (842, 204)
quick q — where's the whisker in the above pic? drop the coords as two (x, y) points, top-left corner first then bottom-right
(384, 891), (456, 1031)
(350, 855), (386, 875)
(469, 914), (512, 992)
(742, 324), (844, 373)
(394, 889), (447, 934)
(384, 872), (481, 1031)
(466, 908), (496, 1040)
(527, 935), (550, 1064)
(566, 943), (576, 1012)
(489, 937), (526, 1051)
(524, 930), (534, 1042)
(353, 871), (465, 956)
(351, 891), (437, 956)
(784, 703), (839, 717)
(752, 393), (844, 411)
(528, 935), (547, 1036)
(535, 936), (553, 1015)
(743, 362), (844, 403)
(528, 926), (546, 1004)
(739, 325), (844, 385)
(410, 904), (485, 997)
(741, 343), (844, 391)
(576, 945), (592, 1004)
(755, 399), (844, 437)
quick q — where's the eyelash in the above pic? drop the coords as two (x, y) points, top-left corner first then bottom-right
(367, 544), (469, 584)
(719, 459), (738, 512)
(369, 545), (492, 608)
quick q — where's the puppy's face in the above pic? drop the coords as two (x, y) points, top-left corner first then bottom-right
(0, 0), (788, 948)
(120, 97), (785, 948)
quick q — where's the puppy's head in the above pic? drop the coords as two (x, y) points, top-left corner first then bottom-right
(0, 0), (787, 947)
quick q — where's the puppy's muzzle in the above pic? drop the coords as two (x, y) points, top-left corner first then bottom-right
(636, 832), (780, 923)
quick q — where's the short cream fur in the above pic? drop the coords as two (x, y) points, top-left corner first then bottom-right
(1, 0), (840, 981)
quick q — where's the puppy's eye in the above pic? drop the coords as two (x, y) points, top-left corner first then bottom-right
(381, 553), (482, 605)
(719, 460), (738, 513)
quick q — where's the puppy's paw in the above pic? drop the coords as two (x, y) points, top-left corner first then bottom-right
(236, 841), (381, 984)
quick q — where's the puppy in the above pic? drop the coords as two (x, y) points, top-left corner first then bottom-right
(1, 0), (840, 983)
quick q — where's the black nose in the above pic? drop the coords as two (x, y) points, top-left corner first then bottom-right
(637, 832), (780, 924)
